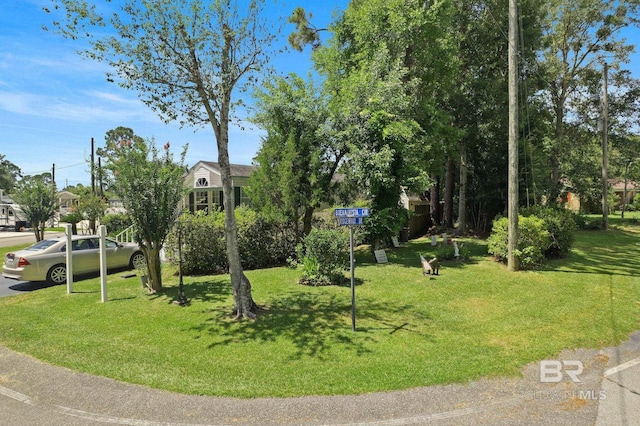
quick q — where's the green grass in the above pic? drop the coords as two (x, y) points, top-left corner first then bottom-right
(0, 223), (638, 398)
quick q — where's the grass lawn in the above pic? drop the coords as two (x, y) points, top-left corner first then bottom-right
(0, 218), (638, 398)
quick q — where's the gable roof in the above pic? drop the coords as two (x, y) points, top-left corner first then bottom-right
(195, 161), (255, 178)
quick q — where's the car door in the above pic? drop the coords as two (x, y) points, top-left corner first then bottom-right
(101, 238), (128, 269)
(70, 238), (100, 274)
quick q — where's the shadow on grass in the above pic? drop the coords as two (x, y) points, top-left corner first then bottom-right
(158, 278), (232, 305)
(541, 228), (640, 277)
(189, 290), (433, 360)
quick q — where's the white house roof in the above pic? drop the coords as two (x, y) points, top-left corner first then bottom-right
(197, 161), (255, 177)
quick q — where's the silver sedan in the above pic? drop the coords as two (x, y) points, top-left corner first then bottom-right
(2, 235), (146, 285)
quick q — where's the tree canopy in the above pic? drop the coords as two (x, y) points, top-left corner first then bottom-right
(101, 131), (187, 292)
(46, 0), (278, 317)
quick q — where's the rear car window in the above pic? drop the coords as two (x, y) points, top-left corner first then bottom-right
(25, 240), (59, 251)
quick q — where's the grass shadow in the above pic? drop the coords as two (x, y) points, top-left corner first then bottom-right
(189, 291), (434, 360)
(541, 228), (640, 277)
(158, 278), (232, 305)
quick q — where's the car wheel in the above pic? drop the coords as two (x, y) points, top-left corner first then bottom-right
(129, 252), (146, 270)
(47, 264), (67, 285)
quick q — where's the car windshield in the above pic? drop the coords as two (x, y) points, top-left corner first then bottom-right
(24, 239), (59, 251)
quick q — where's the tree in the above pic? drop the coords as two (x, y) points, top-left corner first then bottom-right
(0, 155), (22, 193)
(313, 0), (458, 247)
(97, 126), (145, 189)
(247, 73), (344, 240)
(13, 175), (57, 241)
(101, 135), (187, 292)
(539, 0), (640, 203)
(46, 0), (277, 317)
(448, 0), (546, 233)
(79, 194), (106, 234)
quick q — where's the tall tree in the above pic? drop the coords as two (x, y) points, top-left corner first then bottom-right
(539, 0), (640, 203)
(0, 155), (22, 193)
(247, 73), (344, 240)
(314, 0), (458, 246)
(46, 0), (277, 317)
(101, 135), (187, 292)
(449, 0), (545, 232)
(13, 174), (57, 241)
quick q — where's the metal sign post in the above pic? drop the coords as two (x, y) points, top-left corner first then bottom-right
(65, 224), (73, 294)
(335, 207), (369, 331)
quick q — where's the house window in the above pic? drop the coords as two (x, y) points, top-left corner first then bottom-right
(195, 190), (209, 213)
(233, 187), (251, 207)
(195, 177), (209, 188)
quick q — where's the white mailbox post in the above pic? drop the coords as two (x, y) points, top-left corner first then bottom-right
(99, 225), (108, 302)
(65, 224), (73, 294)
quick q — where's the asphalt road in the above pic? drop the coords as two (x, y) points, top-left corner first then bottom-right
(0, 275), (58, 298)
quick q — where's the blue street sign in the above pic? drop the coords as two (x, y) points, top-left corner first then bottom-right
(337, 217), (364, 226)
(334, 207), (370, 218)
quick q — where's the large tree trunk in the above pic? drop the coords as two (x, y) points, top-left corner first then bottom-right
(458, 139), (468, 235)
(143, 246), (163, 293)
(302, 207), (314, 237)
(217, 90), (257, 319)
(430, 175), (441, 226)
(443, 158), (455, 228)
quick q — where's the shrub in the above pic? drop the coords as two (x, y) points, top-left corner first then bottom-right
(521, 206), (577, 258)
(295, 228), (350, 286)
(435, 241), (469, 261)
(165, 208), (297, 275)
(363, 207), (408, 249)
(575, 214), (605, 230)
(100, 213), (132, 237)
(487, 215), (550, 269)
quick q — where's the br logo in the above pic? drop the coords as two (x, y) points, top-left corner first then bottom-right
(539, 360), (584, 383)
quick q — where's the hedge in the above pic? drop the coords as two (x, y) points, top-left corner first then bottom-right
(164, 207), (297, 275)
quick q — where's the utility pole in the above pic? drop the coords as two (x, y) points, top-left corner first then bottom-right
(508, 0), (519, 271)
(91, 137), (96, 196)
(602, 63), (609, 230)
(98, 157), (105, 198)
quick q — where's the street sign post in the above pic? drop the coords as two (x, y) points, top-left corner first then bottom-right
(335, 207), (370, 331)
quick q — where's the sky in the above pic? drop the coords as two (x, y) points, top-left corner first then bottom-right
(0, 0), (348, 188)
(1, 1), (639, 189)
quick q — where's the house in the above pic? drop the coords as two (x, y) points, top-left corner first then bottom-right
(57, 190), (80, 216)
(183, 161), (255, 213)
(611, 179), (639, 208)
(562, 178), (639, 213)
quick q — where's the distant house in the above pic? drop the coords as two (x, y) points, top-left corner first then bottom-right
(562, 178), (639, 213)
(183, 161), (255, 213)
(611, 179), (639, 207)
(57, 190), (80, 216)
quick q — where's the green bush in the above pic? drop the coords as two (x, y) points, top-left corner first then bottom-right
(487, 215), (550, 269)
(295, 228), (350, 286)
(165, 208), (297, 275)
(363, 207), (408, 249)
(575, 214), (605, 230)
(100, 213), (132, 237)
(521, 206), (576, 258)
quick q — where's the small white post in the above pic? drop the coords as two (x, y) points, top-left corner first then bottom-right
(65, 224), (73, 294)
(453, 241), (460, 258)
(99, 225), (108, 302)
(431, 235), (437, 246)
